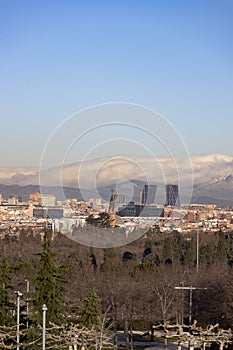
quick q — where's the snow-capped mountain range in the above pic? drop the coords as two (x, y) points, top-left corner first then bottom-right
(1, 153), (233, 205)
(1, 153), (233, 186)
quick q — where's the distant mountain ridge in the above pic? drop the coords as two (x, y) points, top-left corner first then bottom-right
(1, 153), (233, 188)
(201, 174), (233, 186)
(193, 173), (233, 203)
(1, 179), (233, 207)
(1, 153), (233, 206)
(0, 184), (96, 202)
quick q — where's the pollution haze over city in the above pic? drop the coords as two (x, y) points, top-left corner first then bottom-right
(0, 0), (233, 215)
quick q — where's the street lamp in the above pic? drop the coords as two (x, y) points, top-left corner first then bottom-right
(25, 279), (30, 329)
(175, 286), (207, 331)
(15, 290), (22, 350)
(196, 230), (199, 274)
(42, 304), (47, 350)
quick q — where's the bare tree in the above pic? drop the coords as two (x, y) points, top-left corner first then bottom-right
(147, 266), (181, 325)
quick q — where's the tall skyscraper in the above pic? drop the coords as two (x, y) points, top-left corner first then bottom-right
(142, 184), (157, 205)
(165, 184), (180, 206)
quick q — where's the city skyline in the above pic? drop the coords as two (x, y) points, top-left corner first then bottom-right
(1, 1), (233, 339)
(1, 1), (233, 167)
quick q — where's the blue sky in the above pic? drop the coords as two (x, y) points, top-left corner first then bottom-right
(0, 0), (233, 166)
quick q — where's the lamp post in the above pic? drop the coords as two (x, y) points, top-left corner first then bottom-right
(42, 304), (47, 350)
(25, 279), (30, 329)
(180, 280), (185, 326)
(196, 230), (199, 274)
(175, 286), (207, 331)
(15, 290), (22, 350)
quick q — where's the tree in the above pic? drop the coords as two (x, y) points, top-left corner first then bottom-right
(147, 266), (181, 325)
(162, 237), (174, 264)
(216, 232), (227, 262)
(33, 230), (66, 325)
(0, 258), (18, 326)
(86, 212), (114, 228)
(80, 287), (102, 328)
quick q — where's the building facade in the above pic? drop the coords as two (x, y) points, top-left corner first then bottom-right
(166, 184), (180, 206)
(142, 184), (157, 205)
(117, 204), (164, 217)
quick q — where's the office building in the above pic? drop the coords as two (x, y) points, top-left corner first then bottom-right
(33, 207), (63, 219)
(38, 194), (56, 207)
(117, 204), (164, 217)
(142, 184), (157, 205)
(165, 184), (180, 206)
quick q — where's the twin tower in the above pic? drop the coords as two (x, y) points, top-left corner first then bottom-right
(141, 184), (180, 207)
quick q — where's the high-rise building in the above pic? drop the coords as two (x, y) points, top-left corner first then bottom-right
(139, 190), (143, 205)
(142, 184), (157, 205)
(165, 184), (180, 206)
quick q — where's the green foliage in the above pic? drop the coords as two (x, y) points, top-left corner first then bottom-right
(136, 260), (155, 270)
(80, 287), (102, 328)
(21, 326), (41, 350)
(184, 237), (196, 267)
(200, 241), (215, 265)
(0, 258), (18, 325)
(162, 237), (174, 262)
(33, 231), (66, 325)
(216, 233), (227, 261)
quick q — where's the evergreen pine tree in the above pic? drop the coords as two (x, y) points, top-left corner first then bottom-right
(0, 258), (18, 325)
(216, 232), (227, 262)
(33, 230), (65, 325)
(80, 287), (102, 328)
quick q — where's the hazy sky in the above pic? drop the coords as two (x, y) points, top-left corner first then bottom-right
(1, 0), (233, 166)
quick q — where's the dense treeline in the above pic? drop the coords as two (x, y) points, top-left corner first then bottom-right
(1, 228), (233, 347)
